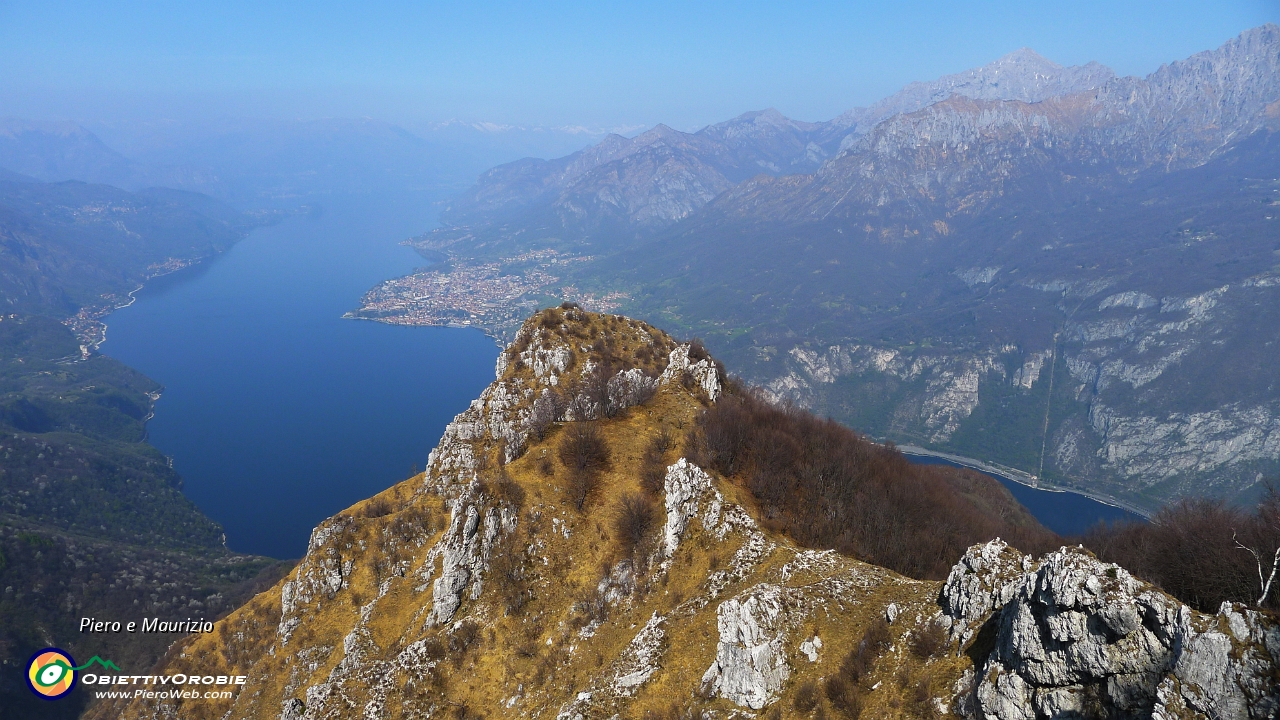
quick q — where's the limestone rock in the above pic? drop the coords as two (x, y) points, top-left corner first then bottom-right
(279, 697), (305, 720)
(660, 344), (722, 400)
(662, 458), (720, 558)
(947, 543), (1280, 720)
(1153, 602), (1280, 720)
(700, 584), (795, 709)
(799, 635), (822, 662)
(425, 491), (516, 626)
(938, 539), (1032, 647)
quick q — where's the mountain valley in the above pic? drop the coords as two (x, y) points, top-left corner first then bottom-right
(365, 25), (1280, 511)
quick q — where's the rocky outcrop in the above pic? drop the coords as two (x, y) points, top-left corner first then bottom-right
(277, 516), (358, 644)
(700, 584), (795, 709)
(661, 458), (721, 559)
(766, 343), (1008, 442)
(938, 539), (1034, 648)
(1155, 602), (1280, 720)
(659, 344), (722, 401)
(944, 542), (1280, 719)
(423, 490), (517, 626)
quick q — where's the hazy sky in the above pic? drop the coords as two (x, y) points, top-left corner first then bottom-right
(1, 1), (1276, 130)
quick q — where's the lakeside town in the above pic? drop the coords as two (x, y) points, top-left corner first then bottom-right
(344, 249), (629, 342)
(64, 257), (203, 354)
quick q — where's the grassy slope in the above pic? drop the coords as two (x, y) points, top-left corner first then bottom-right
(96, 310), (1044, 720)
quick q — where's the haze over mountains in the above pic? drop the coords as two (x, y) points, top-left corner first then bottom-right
(412, 25), (1280, 510)
(0, 117), (621, 208)
(430, 44), (1119, 249)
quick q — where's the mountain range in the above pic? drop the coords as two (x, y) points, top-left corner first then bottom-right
(405, 25), (1280, 510)
(427, 44), (1119, 251)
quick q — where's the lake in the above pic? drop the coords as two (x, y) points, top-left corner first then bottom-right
(905, 453), (1146, 536)
(101, 190), (1145, 558)
(102, 191), (500, 558)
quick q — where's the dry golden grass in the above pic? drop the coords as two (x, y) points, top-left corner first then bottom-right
(99, 309), (976, 720)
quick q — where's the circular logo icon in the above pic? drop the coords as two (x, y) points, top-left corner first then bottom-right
(27, 648), (77, 700)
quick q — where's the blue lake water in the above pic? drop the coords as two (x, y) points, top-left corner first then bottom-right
(100, 189), (1145, 557)
(905, 453), (1146, 536)
(102, 192), (500, 558)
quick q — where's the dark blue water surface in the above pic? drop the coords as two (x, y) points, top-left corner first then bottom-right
(102, 193), (499, 558)
(906, 454), (1146, 536)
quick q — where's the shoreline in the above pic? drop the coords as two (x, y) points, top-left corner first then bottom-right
(66, 256), (210, 352)
(341, 313), (510, 347)
(896, 443), (1153, 519)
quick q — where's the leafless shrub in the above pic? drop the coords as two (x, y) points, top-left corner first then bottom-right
(911, 674), (940, 720)
(559, 423), (610, 510)
(387, 504), (435, 543)
(538, 308), (564, 329)
(640, 462), (666, 497)
(649, 428), (673, 456)
(639, 431), (672, 497)
(484, 468), (526, 510)
(613, 493), (657, 560)
(419, 636), (446, 661)
(526, 388), (565, 439)
(447, 620), (481, 666)
(360, 497), (394, 519)
(569, 590), (609, 629)
(824, 676), (862, 718)
(538, 454), (554, 477)
(794, 679), (820, 713)
(910, 619), (946, 660)
(565, 470), (596, 512)
(490, 538), (531, 616)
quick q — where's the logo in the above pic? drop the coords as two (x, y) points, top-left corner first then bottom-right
(27, 648), (76, 700)
(26, 649), (121, 700)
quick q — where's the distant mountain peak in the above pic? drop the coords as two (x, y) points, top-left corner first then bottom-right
(825, 48), (1115, 141)
(634, 123), (683, 142)
(993, 47), (1060, 69)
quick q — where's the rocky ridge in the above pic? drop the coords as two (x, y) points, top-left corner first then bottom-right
(423, 44), (1126, 255)
(943, 540), (1280, 719)
(95, 309), (1278, 720)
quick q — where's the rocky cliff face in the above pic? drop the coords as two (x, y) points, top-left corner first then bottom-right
(764, 265), (1280, 506)
(93, 309), (1278, 720)
(820, 48), (1114, 146)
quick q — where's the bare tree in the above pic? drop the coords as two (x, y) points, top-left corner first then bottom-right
(1234, 486), (1280, 606)
(1234, 532), (1280, 606)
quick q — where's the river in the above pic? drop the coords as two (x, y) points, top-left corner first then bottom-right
(102, 191), (500, 558)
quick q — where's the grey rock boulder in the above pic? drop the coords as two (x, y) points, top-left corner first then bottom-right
(945, 544), (1280, 720)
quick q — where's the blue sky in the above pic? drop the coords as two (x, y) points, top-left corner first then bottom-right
(1, 1), (1276, 129)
